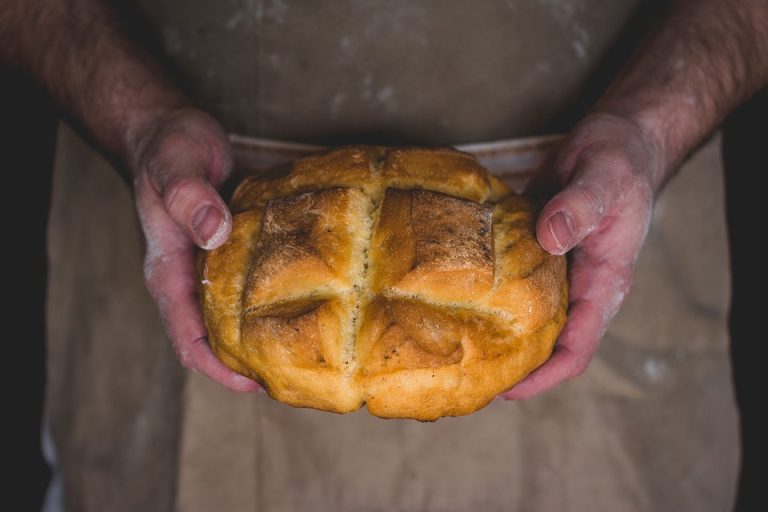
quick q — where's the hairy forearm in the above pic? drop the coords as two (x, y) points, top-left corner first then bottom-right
(0, 0), (189, 164)
(594, 0), (768, 189)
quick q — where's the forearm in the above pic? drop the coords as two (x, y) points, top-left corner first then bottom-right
(513, 1), (768, 397)
(594, 0), (768, 190)
(0, 0), (189, 164)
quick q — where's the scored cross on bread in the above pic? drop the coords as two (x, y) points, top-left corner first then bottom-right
(197, 146), (567, 420)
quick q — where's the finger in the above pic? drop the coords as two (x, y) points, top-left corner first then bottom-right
(162, 176), (233, 250)
(536, 150), (648, 255)
(137, 177), (261, 393)
(154, 258), (262, 393)
(500, 248), (632, 400)
(139, 115), (235, 250)
(500, 298), (603, 400)
(151, 254), (262, 393)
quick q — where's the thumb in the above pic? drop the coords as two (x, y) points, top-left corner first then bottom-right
(536, 151), (638, 255)
(161, 176), (232, 250)
(135, 108), (235, 250)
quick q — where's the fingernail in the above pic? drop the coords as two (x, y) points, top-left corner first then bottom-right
(192, 205), (224, 248)
(548, 211), (575, 254)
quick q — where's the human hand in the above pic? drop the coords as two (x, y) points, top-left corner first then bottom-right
(131, 108), (261, 392)
(502, 113), (661, 399)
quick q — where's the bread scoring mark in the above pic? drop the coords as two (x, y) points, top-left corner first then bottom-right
(246, 298), (327, 318)
(369, 323), (463, 372)
(380, 288), (517, 323)
(340, 188), (376, 380)
(242, 301), (334, 368)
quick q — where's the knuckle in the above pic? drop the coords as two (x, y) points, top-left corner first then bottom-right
(175, 347), (196, 370)
(619, 273), (634, 295)
(609, 155), (654, 201)
(173, 337), (206, 372)
(142, 256), (165, 297)
(574, 183), (603, 211)
(143, 271), (159, 297)
(598, 149), (638, 184)
(163, 177), (197, 209)
(569, 358), (591, 379)
(582, 145), (644, 183)
(562, 184), (605, 227)
(164, 177), (223, 219)
(634, 178), (654, 205)
(138, 135), (188, 181)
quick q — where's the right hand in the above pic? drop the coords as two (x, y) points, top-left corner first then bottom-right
(131, 108), (262, 392)
(502, 112), (660, 399)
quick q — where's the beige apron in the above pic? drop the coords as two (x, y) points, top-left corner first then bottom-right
(45, 1), (739, 510)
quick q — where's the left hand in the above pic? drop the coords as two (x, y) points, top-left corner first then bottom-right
(501, 112), (661, 399)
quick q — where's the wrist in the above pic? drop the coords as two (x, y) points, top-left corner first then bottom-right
(587, 0), (768, 190)
(589, 94), (700, 193)
(84, 74), (191, 169)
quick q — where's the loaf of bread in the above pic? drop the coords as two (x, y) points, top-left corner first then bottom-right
(197, 146), (567, 420)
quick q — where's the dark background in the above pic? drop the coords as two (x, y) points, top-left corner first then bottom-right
(3, 68), (762, 512)
(3, 66), (56, 511)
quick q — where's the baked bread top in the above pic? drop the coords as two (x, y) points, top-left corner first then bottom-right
(197, 146), (567, 420)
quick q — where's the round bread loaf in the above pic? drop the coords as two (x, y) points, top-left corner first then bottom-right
(197, 146), (568, 420)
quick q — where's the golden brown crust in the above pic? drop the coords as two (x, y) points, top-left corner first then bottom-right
(242, 188), (366, 308)
(199, 146), (567, 420)
(370, 188), (495, 302)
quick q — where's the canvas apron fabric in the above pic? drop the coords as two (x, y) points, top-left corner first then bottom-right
(44, 1), (739, 510)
